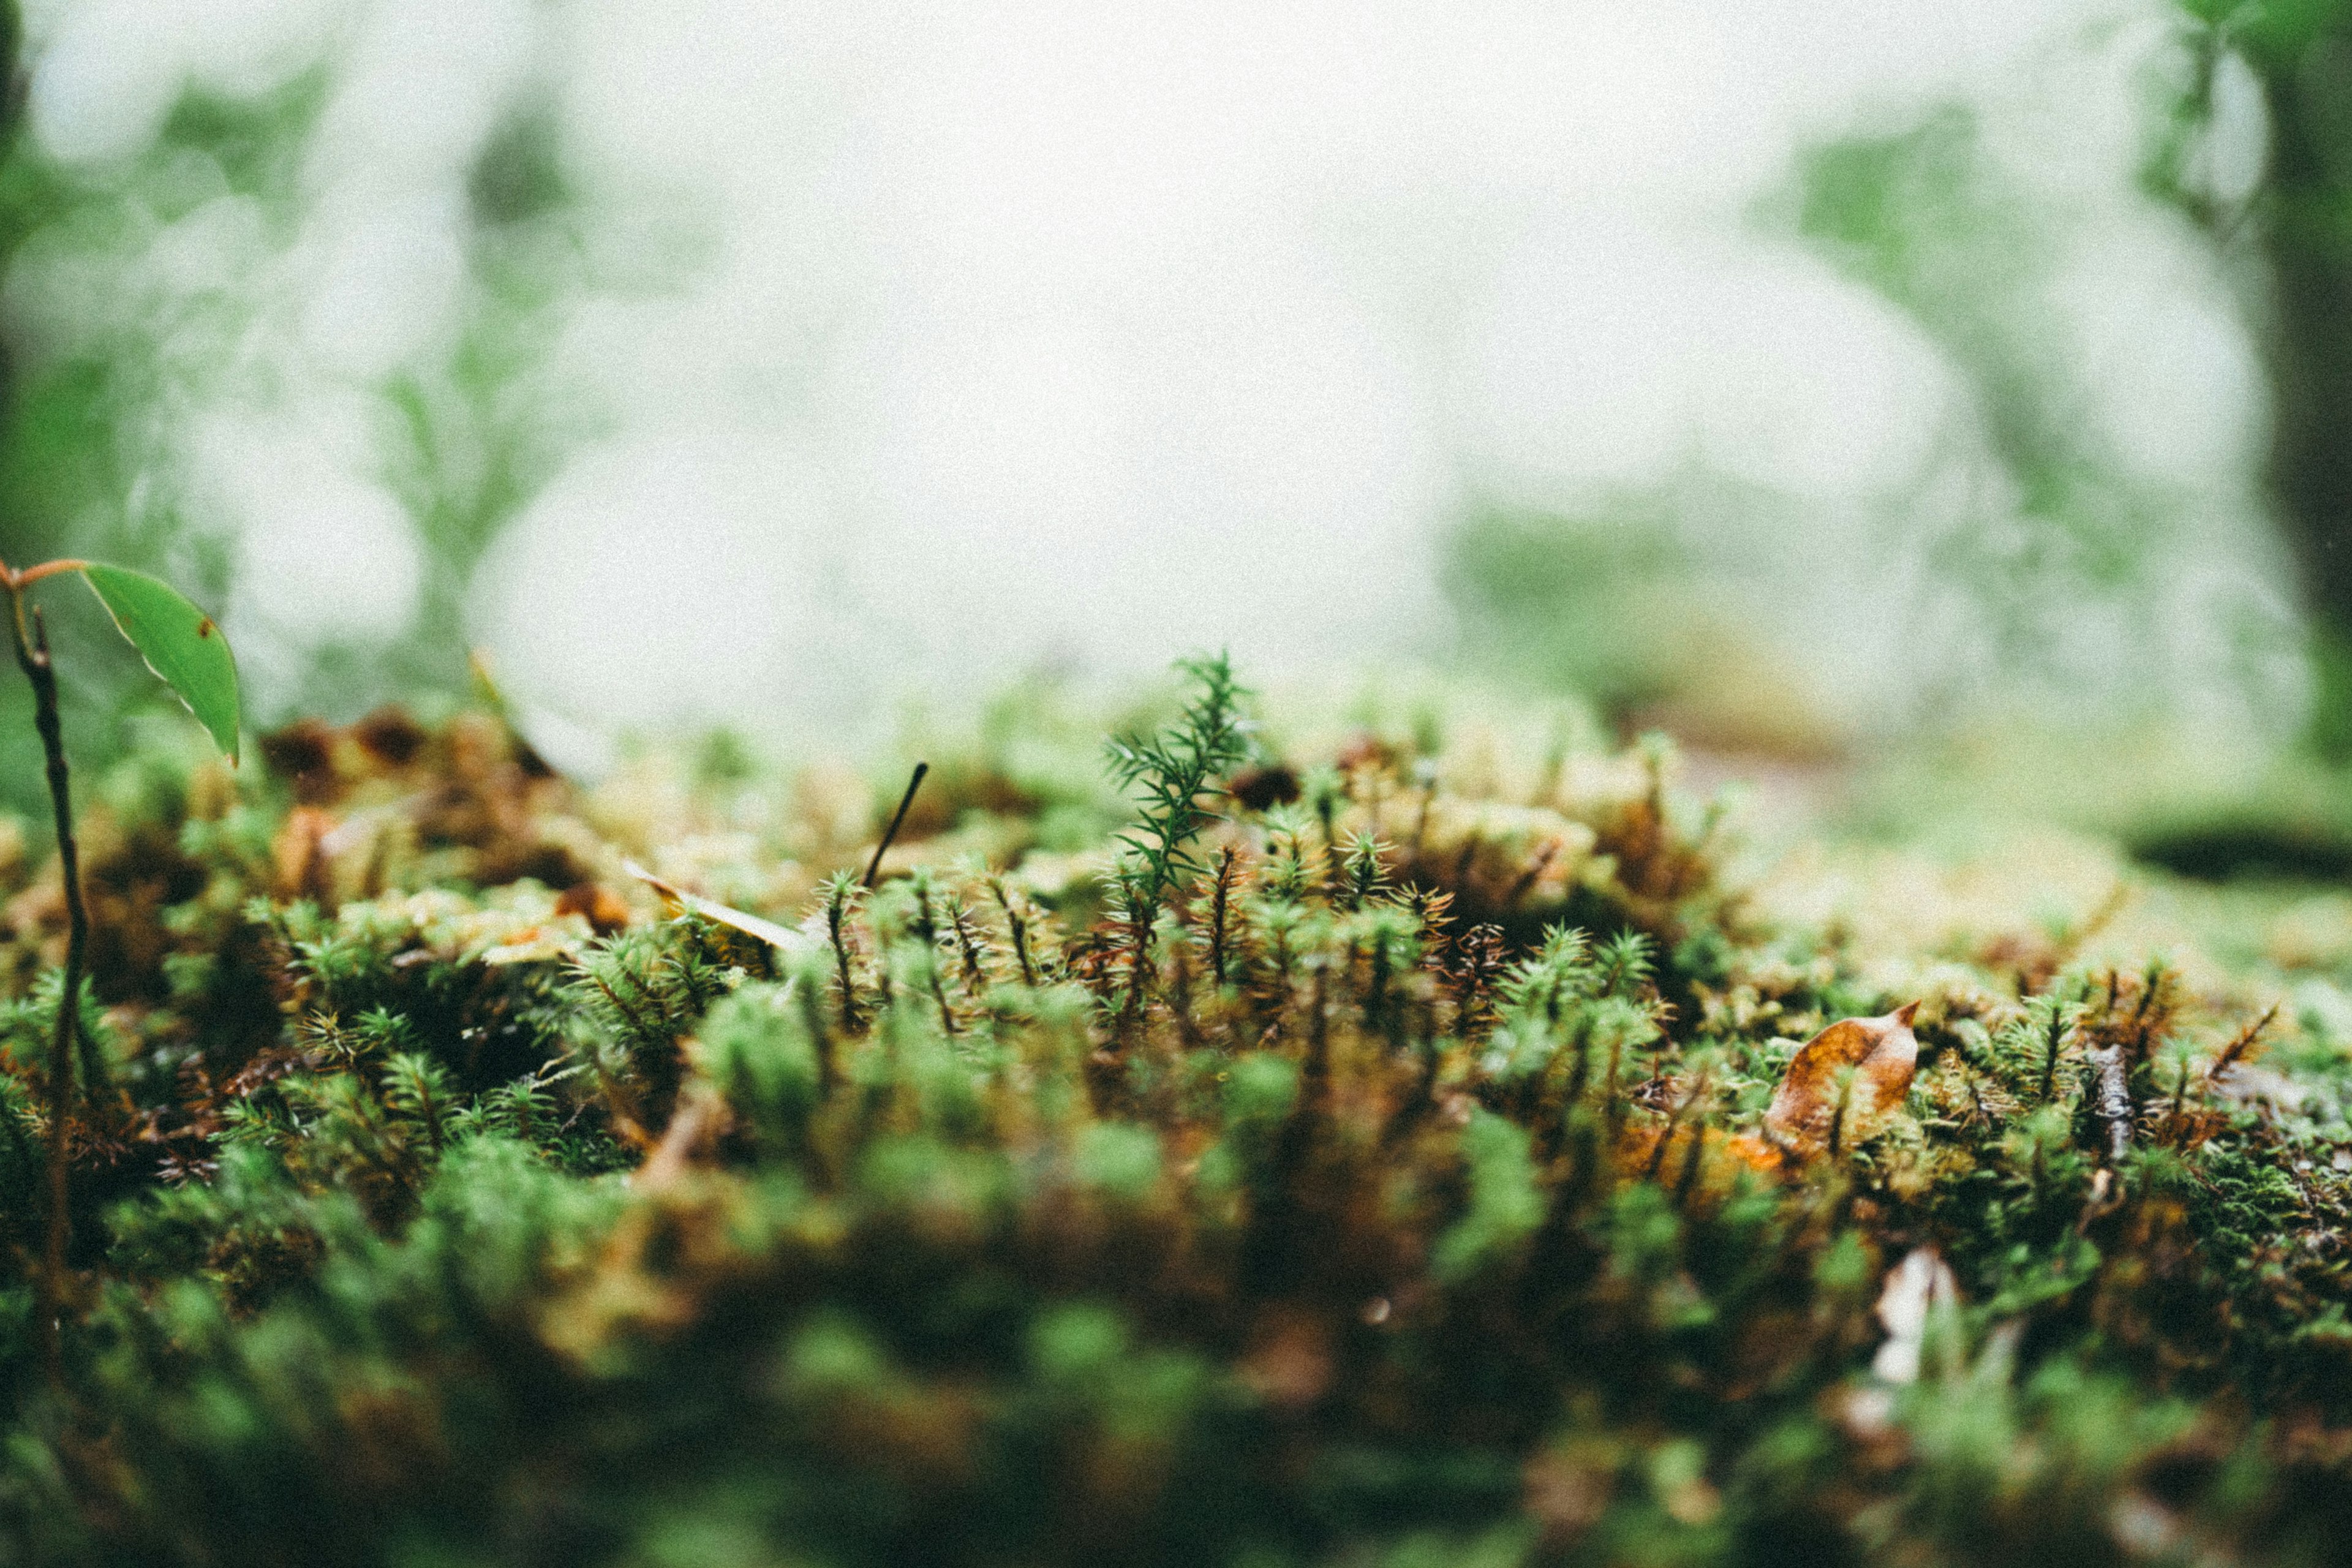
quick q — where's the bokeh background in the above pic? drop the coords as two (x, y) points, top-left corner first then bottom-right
(0, 0), (2344, 861)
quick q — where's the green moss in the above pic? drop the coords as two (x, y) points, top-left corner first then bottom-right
(0, 663), (2344, 1564)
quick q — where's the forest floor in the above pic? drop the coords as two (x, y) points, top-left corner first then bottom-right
(0, 667), (2346, 1567)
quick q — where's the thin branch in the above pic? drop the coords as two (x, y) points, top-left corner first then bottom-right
(10, 590), (87, 1384)
(864, 761), (929, 888)
(7, 558), (87, 588)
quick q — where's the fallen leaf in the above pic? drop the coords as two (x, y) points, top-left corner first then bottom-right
(1763, 1001), (1921, 1158)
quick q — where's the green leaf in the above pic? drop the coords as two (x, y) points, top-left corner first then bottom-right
(78, 564), (241, 763)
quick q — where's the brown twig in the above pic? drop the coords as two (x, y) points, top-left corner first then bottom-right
(9, 588), (86, 1384)
(1118, 869), (1153, 1022)
(863, 761), (929, 888)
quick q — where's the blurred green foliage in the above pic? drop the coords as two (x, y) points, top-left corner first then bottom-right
(1442, 496), (1697, 728)
(1446, 10), (2352, 766)
(0, 3), (600, 818)
(2153, 0), (2352, 752)
(1790, 106), (2185, 626)
(1439, 480), (1836, 756)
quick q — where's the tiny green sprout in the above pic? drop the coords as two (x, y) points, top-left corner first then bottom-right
(819, 869), (868, 1031)
(1595, 930), (1655, 998)
(2, 552), (241, 1377)
(1339, 831), (1389, 910)
(1103, 650), (1251, 1008)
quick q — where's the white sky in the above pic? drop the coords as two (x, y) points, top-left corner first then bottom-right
(10, 0), (2294, 752)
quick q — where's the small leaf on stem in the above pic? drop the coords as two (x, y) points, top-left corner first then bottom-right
(80, 564), (241, 762)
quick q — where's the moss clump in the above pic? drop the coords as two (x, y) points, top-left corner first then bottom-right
(0, 668), (2346, 1566)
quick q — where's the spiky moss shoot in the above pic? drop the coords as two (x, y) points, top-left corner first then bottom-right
(0, 662), (2343, 1565)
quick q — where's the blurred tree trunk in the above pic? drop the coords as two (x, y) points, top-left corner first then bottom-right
(2179, 2), (2352, 750)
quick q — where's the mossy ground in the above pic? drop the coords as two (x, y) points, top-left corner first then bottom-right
(0, 671), (2346, 1566)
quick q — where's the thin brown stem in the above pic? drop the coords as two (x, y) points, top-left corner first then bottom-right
(1205, 845), (1237, 985)
(863, 761), (929, 888)
(8, 558), (87, 587)
(990, 877), (1039, 989)
(827, 894), (863, 1034)
(1452, 830), (1481, 894)
(910, 880), (959, 1037)
(10, 589), (86, 1384)
(1120, 872), (1153, 1022)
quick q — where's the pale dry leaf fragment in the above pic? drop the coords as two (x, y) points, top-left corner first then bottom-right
(622, 859), (813, 956)
(1763, 1001), (1921, 1158)
(1870, 1243), (1958, 1384)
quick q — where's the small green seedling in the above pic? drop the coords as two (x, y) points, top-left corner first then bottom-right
(1103, 652), (1250, 1012)
(1, 554), (240, 1374)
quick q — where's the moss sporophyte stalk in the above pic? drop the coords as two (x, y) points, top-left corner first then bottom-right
(0, 651), (2346, 1566)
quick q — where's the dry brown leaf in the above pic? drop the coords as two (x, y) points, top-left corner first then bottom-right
(1763, 1001), (1920, 1159)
